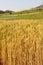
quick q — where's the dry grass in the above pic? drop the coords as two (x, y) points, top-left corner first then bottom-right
(0, 19), (43, 65)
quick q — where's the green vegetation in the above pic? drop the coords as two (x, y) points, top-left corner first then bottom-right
(0, 8), (43, 20)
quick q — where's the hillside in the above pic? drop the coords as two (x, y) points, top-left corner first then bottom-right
(15, 4), (43, 13)
(0, 4), (43, 20)
(36, 4), (43, 9)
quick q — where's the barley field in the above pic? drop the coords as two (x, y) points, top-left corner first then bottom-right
(0, 19), (43, 65)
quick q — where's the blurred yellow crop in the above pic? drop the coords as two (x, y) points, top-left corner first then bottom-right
(0, 19), (43, 65)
